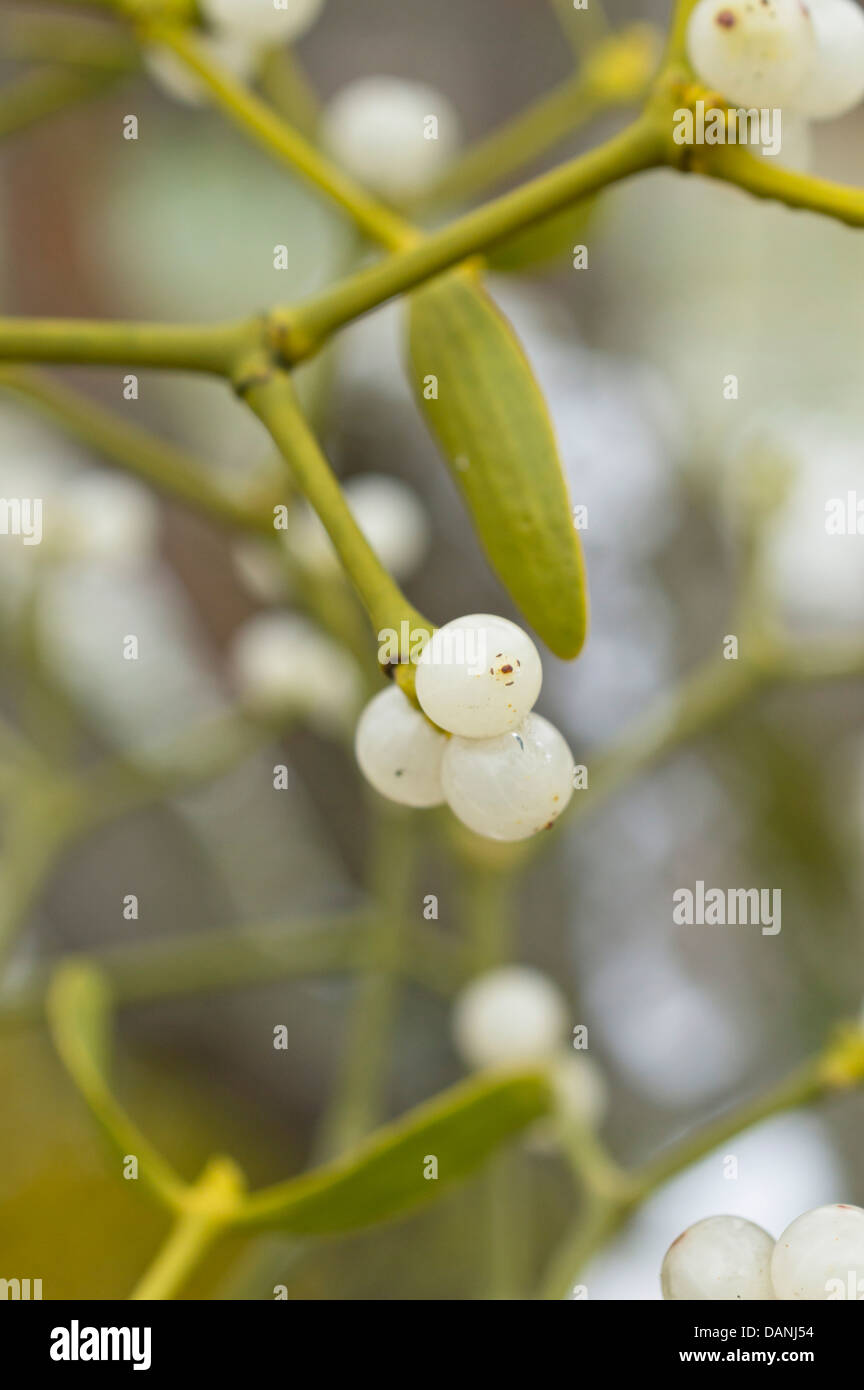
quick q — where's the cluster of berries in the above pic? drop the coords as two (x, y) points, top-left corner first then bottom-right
(662, 1205), (864, 1299)
(355, 614), (577, 842)
(687, 0), (864, 120)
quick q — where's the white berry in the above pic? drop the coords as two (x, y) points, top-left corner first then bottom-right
(771, 1203), (864, 1299)
(200, 0), (326, 44)
(231, 612), (360, 733)
(55, 472), (159, 567)
(794, 0), (864, 119)
(355, 685), (446, 808)
(288, 474), (429, 582)
(144, 34), (263, 107)
(442, 713), (574, 842)
(661, 1216), (776, 1300)
(321, 77), (461, 199)
(686, 0), (816, 108)
(416, 614), (542, 739)
(452, 966), (569, 1070)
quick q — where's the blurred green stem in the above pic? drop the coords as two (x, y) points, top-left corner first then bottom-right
(0, 913), (465, 1029)
(0, 367), (279, 533)
(317, 805), (418, 1156)
(550, 0), (611, 56)
(145, 23), (416, 252)
(412, 29), (658, 212)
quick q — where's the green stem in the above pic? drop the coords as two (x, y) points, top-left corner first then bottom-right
(573, 651), (769, 822)
(413, 30), (658, 212)
(240, 366), (431, 647)
(316, 806), (417, 1156)
(129, 1156), (245, 1301)
(0, 783), (83, 972)
(412, 74), (606, 212)
(550, 0), (611, 57)
(699, 142), (864, 230)
(281, 116), (664, 359)
(633, 1056), (827, 1197)
(486, 1150), (525, 1300)
(0, 367), (277, 532)
(538, 1194), (628, 1299)
(146, 23), (416, 252)
(0, 913), (375, 1029)
(0, 316), (255, 375)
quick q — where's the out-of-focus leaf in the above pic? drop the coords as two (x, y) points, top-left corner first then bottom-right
(47, 962), (185, 1207)
(238, 1067), (553, 1233)
(406, 271), (587, 658)
(487, 199), (596, 274)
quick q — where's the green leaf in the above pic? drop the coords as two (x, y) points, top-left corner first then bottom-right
(237, 1067), (553, 1233)
(47, 961), (185, 1208)
(406, 271), (587, 658)
(487, 199), (596, 275)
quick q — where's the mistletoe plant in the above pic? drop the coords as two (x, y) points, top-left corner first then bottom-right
(1, 0), (864, 1301)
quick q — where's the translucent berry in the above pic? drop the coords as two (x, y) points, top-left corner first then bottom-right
(771, 1203), (864, 1299)
(416, 614), (542, 739)
(321, 77), (461, 199)
(661, 1216), (776, 1300)
(355, 686), (447, 808)
(231, 612), (360, 733)
(452, 966), (569, 1070)
(686, 0), (816, 108)
(200, 0), (326, 45)
(795, 0), (864, 119)
(442, 713), (574, 841)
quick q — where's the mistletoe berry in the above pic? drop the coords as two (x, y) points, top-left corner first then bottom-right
(231, 612), (360, 733)
(661, 1215), (776, 1300)
(795, 0), (864, 119)
(321, 76), (461, 199)
(355, 685), (447, 808)
(416, 614), (543, 738)
(686, 0), (816, 109)
(771, 1203), (864, 1299)
(452, 966), (569, 1070)
(442, 712), (575, 841)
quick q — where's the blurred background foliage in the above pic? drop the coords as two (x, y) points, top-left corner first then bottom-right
(0, 0), (863, 1299)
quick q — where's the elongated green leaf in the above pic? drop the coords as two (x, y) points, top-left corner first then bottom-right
(487, 199), (596, 274)
(238, 1067), (553, 1233)
(406, 271), (587, 658)
(47, 961), (185, 1207)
